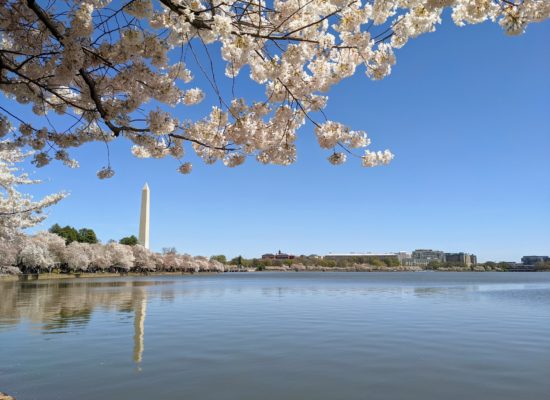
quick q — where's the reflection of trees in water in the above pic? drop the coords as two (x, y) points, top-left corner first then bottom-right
(413, 286), (473, 297)
(0, 280), (168, 327)
(42, 308), (93, 333)
(0, 279), (176, 366)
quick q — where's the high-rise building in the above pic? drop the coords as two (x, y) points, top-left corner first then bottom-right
(139, 183), (150, 249)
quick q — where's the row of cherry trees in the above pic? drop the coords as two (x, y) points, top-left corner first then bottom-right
(0, 230), (226, 274)
(0, 144), (224, 274)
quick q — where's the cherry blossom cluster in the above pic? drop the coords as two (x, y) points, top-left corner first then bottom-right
(0, 0), (547, 177)
(0, 141), (66, 240)
(0, 229), (227, 274)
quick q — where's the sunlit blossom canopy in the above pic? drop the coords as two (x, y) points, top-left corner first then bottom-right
(0, 143), (66, 240)
(0, 0), (548, 177)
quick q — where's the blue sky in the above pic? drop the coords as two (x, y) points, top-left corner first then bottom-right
(7, 16), (549, 262)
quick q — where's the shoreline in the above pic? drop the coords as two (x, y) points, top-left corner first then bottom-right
(0, 271), (220, 282)
(1, 269), (546, 282)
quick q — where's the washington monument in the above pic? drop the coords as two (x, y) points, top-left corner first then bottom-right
(139, 183), (150, 249)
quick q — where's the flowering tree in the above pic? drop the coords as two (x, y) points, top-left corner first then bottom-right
(132, 244), (157, 272)
(63, 241), (92, 271)
(208, 258), (225, 272)
(0, 238), (20, 267)
(89, 243), (112, 271)
(34, 231), (66, 265)
(0, 142), (66, 240)
(17, 234), (54, 272)
(1, 0), (547, 177)
(105, 242), (135, 271)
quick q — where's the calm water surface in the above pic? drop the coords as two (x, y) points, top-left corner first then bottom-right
(1, 272), (549, 400)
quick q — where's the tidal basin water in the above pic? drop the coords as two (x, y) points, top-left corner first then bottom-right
(1, 273), (550, 400)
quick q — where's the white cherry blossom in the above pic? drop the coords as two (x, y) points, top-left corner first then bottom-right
(0, 143), (66, 240)
(0, 0), (547, 174)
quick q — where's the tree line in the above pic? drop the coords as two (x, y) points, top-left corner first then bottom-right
(48, 224), (143, 247)
(0, 230), (225, 275)
(209, 255), (401, 271)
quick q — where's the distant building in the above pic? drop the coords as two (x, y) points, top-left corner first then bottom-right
(499, 262), (521, 268)
(396, 252), (411, 264)
(445, 252), (477, 267)
(521, 256), (550, 266)
(409, 249), (446, 266)
(262, 250), (295, 260)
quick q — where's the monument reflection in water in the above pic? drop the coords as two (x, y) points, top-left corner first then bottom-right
(0, 278), (158, 367)
(133, 291), (147, 367)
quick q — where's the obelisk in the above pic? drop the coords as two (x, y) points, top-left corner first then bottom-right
(138, 183), (150, 249)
